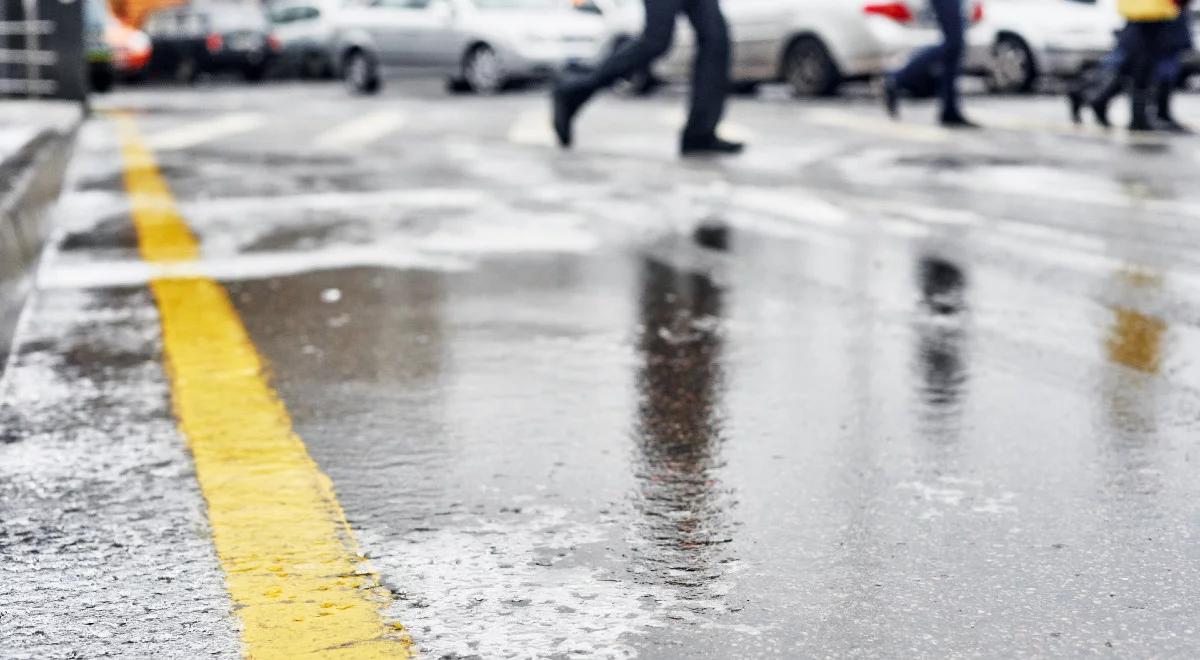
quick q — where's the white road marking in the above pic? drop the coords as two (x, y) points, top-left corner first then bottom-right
(508, 108), (555, 146)
(178, 187), (490, 215)
(312, 110), (407, 150)
(144, 113), (266, 151)
(38, 246), (471, 290)
(803, 108), (951, 144)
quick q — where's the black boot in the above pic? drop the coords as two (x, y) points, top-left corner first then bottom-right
(551, 78), (592, 149)
(1156, 82), (1191, 133)
(1068, 89), (1085, 124)
(680, 134), (745, 157)
(1087, 69), (1125, 128)
(1129, 89), (1154, 132)
(883, 75), (900, 120)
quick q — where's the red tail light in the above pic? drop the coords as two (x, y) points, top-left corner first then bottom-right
(268, 34), (282, 52)
(205, 33), (223, 53)
(972, 2), (984, 23)
(864, 2), (914, 23)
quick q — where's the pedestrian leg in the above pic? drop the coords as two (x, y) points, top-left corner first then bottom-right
(552, 0), (684, 148)
(679, 0), (742, 155)
(930, 0), (971, 125)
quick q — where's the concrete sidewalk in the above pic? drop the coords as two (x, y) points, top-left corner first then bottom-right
(0, 100), (82, 371)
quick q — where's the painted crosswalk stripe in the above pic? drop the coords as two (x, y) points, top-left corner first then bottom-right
(804, 108), (951, 144)
(144, 113), (266, 151)
(113, 112), (413, 659)
(508, 108), (555, 145)
(313, 110), (407, 150)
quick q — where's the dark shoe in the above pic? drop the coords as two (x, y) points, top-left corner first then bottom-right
(883, 76), (900, 120)
(1091, 99), (1112, 128)
(680, 135), (745, 157)
(552, 82), (588, 149)
(1068, 90), (1085, 124)
(1129, 90), (1154, 132)
(1155, 84), (1191, 133)
(939, 113), (980, 129)
(1157, 117), (1193, 134)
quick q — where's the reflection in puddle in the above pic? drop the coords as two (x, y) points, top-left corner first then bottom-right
(630, 258), (734, 605)
(914, 256), (971, 431)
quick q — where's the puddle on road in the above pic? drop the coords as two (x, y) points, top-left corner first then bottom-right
(218, 217), (1200, 658)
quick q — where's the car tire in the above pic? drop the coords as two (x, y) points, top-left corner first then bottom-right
(463, 44), (505, 95)
(446, 77), (472, 94)
(90, 64), (114, 93)
(782, 36), (840, 98)
(987, 34), (1037, 94)
(344, 49), (380, 95)
(731, 81), (760, 96)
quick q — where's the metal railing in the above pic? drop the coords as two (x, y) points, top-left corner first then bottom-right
(0, 0), (83, 101)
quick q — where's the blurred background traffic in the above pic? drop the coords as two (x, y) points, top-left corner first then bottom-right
(51, 0), (1200, 99)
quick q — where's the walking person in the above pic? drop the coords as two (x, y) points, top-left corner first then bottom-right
(551, 0), (744, 157)
(1070, 0), (1181, 132)
(883, 0), (978, 128)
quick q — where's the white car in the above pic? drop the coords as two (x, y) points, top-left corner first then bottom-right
(334, 0), (608, 94)
(967, 0), (1121, 93)
(268, 0), (342, 78)
(590, 0), (988, 97)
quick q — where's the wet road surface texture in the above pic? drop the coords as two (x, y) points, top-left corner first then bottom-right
(3, 81), (1200, 658)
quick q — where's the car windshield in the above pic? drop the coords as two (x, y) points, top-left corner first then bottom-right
(470, 0), (564, 10)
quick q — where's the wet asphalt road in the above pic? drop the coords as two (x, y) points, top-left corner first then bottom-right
(3, 79), (1200, 658)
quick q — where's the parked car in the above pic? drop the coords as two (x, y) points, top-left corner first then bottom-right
(107, 19), (154, 81)
(144, 3), (282, 83)
(965, 0), (1120, 93)
(587, 0), (989, 98)
(333, 0), (609, 95)
(269, 0), (340, 78)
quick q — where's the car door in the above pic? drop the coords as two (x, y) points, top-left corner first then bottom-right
(369, 0), (452, 67)
(723, 0), (792, 80)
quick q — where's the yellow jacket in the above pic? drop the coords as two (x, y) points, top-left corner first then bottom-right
(1118, 0), (1180, 21)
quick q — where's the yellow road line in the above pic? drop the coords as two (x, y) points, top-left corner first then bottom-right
(114, 113), (413, 659)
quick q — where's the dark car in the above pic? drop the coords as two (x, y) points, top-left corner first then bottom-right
(144, 3), (281, 83)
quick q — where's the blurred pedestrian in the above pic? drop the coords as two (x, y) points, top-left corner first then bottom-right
(1069, 0), (1182, 132)
(883, 0), (977, 128)
(551, 0), (744, 157)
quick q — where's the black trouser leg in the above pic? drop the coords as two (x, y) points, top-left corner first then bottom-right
(1127, 22), (1167, 130)
(574, 0), (681, 93)
(680, 0), (731, 140)
(930, 0), (966, 119)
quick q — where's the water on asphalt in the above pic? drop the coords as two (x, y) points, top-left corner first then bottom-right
(4, 84), (1200, 658)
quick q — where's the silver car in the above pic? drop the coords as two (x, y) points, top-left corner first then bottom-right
(334, 0), (608, 94)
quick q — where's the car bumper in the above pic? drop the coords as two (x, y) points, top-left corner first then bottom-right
(844, 18), (989, 77)
(503, 41), (605, 77)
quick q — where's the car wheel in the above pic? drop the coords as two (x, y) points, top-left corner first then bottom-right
(731, 81), (760, 96)
(987, 35), (1036, 94)
(344, 50), (380, 95)
(90, 64), (114, 93)
(463, 44), (504, 95)
(782, 36), (840, 97)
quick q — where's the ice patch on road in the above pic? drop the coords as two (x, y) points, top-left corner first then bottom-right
(368, 506), (665, 659)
